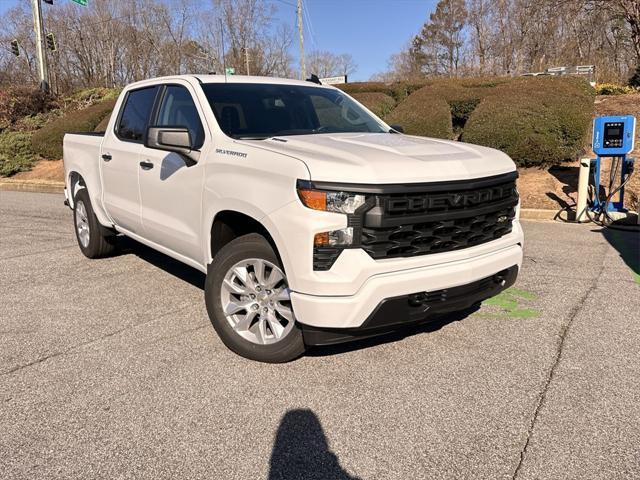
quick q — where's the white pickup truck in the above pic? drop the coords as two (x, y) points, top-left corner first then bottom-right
(63, 75), (523, 362)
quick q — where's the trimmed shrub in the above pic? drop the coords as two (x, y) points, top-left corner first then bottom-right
(339, 81), (429, 102)
(384, 86), (453, 139)
(15, 109), (64, 132)
(370, 77), (507, 139)
(0, 87), (54, 131)
(596, 83), (635, 95)
(351, 92), (396, 118)
(61, 87), (121, 111)
(0, 131), (35, 176)
(464, 76), (595, 167)
(94, 111), (113, 132)
(629, 65), (640, 88)
(31, 98), (116, 160)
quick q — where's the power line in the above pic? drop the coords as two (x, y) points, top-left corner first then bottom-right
(301, 0), (318, 50)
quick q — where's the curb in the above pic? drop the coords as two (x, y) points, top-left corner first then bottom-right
(0, 179), (65, 194)
(519, 208), (563, 221)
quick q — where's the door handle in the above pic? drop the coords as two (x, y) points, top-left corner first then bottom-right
(139, 160), (154, 170)
(101, 154), (112, 161)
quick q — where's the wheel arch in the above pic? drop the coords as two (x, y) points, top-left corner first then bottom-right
(209, 210), (283, 264)
(67, 171), (87, 208)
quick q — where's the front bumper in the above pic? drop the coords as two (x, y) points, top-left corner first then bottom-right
(290, 242), (523, 331)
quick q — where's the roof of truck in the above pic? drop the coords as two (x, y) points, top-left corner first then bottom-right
(124, 74), (331, 90)
(194, 74), (328, 87)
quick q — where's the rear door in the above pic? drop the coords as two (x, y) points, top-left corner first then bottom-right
(138, 82), (208, 261)
(101, 85), (160, 233)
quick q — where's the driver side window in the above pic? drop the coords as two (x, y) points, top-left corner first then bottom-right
(156, 85), (205, 149)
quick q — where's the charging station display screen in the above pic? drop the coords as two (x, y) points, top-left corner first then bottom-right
(592, 115), (635, 156)
(603, 122), (624, 148)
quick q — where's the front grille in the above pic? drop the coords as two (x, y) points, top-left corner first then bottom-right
(361, 173), (518, 260)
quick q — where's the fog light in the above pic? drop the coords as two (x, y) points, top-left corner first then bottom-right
(314, 227), (354, 247)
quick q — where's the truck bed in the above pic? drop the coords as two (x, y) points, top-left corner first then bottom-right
(63, 132), (104, 212)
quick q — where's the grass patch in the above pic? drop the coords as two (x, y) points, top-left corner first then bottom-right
(479, 287), (539, 319)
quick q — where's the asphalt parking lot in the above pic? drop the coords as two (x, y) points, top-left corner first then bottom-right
(1, 190), (639, 480)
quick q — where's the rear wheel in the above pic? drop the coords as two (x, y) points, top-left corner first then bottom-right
(205, 233), (305, 363)
(73, 188), (117, 258)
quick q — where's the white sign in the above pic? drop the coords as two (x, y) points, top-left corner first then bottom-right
(319, 75), (347, 85)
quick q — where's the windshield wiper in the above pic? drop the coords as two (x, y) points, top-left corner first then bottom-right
(235, 135), (270, 140)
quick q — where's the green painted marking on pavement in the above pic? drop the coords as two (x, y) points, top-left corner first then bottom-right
(477, 287), (539, 319)
(506, 287), (537, 300)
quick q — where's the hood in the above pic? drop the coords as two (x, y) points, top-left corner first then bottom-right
(240, 132), (515, 185)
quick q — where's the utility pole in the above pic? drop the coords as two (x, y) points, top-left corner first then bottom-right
(296, 0), (306, 80)
(30, 0), (49, 92)
(243, 47), (250, 76)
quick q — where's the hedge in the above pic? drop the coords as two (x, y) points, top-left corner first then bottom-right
(339, 81), (428, 102)
(383, 86), (453, 139)
(343, 77), (508, 139)
(351, 92), (396, 118)
(31, 98), (116, 159)
(0, 87), (54, 131)
(94, 111), (113, 132)
(463, 76), (595, 167)
(0, 131), (35, 176)
(630, 65), (640, 88)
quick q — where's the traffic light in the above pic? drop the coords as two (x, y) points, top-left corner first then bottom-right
(45, 33), (57, 52)
(10, 39), (19, 57)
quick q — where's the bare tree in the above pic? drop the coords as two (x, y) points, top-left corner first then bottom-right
(411, 0), (467, 76)
(306, 50), (356, 78)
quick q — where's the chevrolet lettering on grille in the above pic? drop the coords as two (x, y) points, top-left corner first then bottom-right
(385, 185), (514, 213)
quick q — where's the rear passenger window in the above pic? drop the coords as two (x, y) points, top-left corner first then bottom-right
(156, 86), (205, 149)
(117, 86), (159, 142)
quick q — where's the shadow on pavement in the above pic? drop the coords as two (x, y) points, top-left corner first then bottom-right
(268, 409), (361, 480)
(114, 236), (480, 356)
(308, 306), (478, 357)
(117, 236), (206, 289)
(598, 227), (640, 279)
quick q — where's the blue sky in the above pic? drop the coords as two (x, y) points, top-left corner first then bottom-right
(0, 0), (436, 81)
(271, 0), (435, 80)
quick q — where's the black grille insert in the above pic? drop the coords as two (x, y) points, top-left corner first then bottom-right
(361, 173), (518, 260)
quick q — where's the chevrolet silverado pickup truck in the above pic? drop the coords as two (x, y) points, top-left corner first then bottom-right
(63, 75), (523, 362)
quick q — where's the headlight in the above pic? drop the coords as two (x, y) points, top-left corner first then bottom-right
(297, 183), (366, 214)
(314, 227), (354, 247)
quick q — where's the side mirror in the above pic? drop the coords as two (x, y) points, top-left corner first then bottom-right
(145, 126), (199, 163)
(389, 124), (404, 134)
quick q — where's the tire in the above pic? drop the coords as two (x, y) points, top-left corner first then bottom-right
(205, 233), (305, 363)
(73, 188), (117, 259)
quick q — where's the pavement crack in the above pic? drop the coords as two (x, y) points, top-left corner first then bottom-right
(0, 245), (76, 261)
(0, 306), (191, 377)
(511, 246), (608, 480)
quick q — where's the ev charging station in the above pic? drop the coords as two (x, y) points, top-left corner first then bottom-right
(576, 115), (636, 224)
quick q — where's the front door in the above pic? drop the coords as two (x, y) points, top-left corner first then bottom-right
(138, 83), (208, 262)
(101, 85), (160, 234)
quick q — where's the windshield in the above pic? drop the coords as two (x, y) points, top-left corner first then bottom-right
(201, 83), (387, 139)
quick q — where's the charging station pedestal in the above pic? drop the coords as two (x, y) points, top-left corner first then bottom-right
(576, 115), (636, 222)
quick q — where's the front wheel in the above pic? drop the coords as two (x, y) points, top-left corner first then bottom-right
(205, 233), (305, 363)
